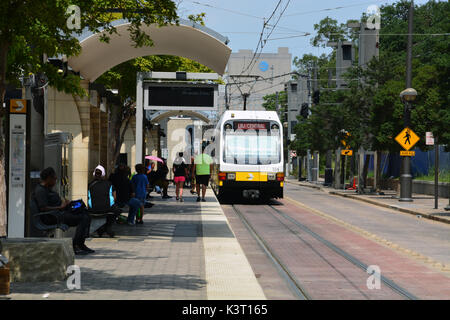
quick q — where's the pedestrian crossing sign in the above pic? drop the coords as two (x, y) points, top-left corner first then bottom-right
(341, 149), (353, 156)
(395, 127), (419, 151)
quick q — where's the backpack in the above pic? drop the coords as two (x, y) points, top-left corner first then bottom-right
(88, 179), (114, 213)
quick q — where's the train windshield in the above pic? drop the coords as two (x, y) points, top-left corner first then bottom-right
(223, 130), (281, 165)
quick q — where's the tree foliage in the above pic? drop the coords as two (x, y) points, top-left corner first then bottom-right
(262, 91), (287, 122)
(0, 0), (179, 236)
(290, 0), (450, 159)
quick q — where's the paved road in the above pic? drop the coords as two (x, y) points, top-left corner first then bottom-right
(285, 183), (450, 267)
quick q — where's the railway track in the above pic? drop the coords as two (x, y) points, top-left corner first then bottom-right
(231, 204), (310, 300)
(230, 203), (418, 300)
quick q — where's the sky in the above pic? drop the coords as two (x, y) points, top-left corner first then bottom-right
(177, 0), (431, 67)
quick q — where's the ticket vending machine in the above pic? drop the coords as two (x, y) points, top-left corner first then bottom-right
(7, 99), (31, 238)
(44, 133), (73, 199)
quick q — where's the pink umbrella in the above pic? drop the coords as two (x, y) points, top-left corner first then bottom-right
(145, 155), (164, 163)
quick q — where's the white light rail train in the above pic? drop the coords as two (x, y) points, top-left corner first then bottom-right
(210, 110), (284, 201)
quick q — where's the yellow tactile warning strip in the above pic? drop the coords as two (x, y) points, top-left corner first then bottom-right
(201, 189), (266, 300)
(285, 196), (450, 274)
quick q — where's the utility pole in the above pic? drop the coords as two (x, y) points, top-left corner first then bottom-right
(306, 66), (312, 181)
(225, 83), (229, 110)
(275, 91), (279, 116)
(399, 0), (414, 202)
(434, 137), (439, 209)
(243, 93), (249, 111)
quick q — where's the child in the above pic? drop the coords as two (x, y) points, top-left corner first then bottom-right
(131, 164), (149, 224)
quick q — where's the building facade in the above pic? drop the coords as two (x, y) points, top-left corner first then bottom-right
(220, 47), (292, 113)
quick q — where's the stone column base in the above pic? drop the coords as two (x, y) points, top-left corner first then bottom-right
(0, 238), (74, 282)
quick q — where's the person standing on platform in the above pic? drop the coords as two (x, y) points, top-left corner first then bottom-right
(189, 155), (196, 195)
(131, 164), (149, 224)
(194, 146), (213, 202)
(173, 152), (188, 202)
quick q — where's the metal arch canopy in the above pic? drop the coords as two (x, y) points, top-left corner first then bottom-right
(68, 19), (231, 81)
(150, 110), (210, 124)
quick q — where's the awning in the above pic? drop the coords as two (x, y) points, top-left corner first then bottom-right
(68, 20), (231, 81)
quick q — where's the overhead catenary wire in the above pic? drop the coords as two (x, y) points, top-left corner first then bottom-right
(238, 0), (284, 77)
(243, 0), (292, 76)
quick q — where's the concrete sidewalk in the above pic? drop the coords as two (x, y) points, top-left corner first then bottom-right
(286, 179), (450, 225)
(7, 188), (265, 300)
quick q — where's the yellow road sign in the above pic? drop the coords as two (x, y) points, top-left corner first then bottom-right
(10, 99), (27, 114)
(400, 150), (415, 156)
(341, 149), (353, 156)
(395, 127), (419, 151)
(341, 131), (351, 147)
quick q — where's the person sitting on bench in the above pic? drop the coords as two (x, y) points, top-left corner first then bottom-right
(88, 165), (118, 237)
(109, 163), (142, 225)
(33, 167), (94, 255)
(148, 160), (171, 199)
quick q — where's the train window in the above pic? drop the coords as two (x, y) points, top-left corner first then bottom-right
(223, 129), (281, 165)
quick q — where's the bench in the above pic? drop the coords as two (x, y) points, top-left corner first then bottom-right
(30, 199), (112, 238)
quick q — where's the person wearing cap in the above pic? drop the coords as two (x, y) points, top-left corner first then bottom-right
(88, 165), (117, 237)
(33, 167), (94, 255)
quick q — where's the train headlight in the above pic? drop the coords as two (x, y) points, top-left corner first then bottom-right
(276, 173), (284, 181)
(268, 173), (276, 180)
(271, 124), (279, 130)
(224, 123), (232, 130)
(227, 173), (236, 180)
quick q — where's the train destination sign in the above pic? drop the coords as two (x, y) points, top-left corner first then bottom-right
(234, 122), (269, 130)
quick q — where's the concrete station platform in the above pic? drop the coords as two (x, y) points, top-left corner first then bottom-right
(7, 188), (265, 300)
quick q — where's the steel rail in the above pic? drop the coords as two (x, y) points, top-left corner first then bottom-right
(231, 205), (311, 300)
(268, 204), (419, 300)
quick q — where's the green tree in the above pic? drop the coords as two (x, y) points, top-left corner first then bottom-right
(0, 0), (179, 237)
(262, 91), (287, 122)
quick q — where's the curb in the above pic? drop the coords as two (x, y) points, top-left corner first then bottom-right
(286, 180), (450, 225)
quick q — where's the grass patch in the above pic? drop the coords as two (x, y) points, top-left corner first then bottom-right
(415, 169), (450, 183)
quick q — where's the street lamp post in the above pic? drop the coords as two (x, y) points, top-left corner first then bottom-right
(283, 121), (288, 177)
(399, 88), (417, 202)
(446, 162), (450, 211)
(399, 0), (415, 202)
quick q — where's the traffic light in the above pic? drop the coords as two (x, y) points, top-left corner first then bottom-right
(300, 103), (309, 119)
(312, 90), (320, 104)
